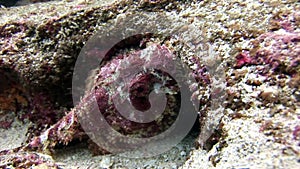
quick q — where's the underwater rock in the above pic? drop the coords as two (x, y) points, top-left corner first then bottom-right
(0, 0), (299, 168)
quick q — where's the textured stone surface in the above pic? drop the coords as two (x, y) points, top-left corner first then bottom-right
(0, 0), (299, 168)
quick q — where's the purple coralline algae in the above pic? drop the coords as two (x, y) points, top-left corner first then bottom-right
(0, 0), (299, 168)
(236, 30), (299, 76)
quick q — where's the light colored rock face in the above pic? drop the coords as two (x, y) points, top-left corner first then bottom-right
(0, 115), (30, 151)
(0, 0), (299, 168)
(0, 0), (117, 25)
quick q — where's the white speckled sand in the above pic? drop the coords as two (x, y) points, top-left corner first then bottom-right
(0, 114), (30, 151)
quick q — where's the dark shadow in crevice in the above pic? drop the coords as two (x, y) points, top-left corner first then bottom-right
(0, 0), (58, 7)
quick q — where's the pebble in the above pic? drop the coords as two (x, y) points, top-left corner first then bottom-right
(180, 151), (186, 156)
(99, 156), (113, 168)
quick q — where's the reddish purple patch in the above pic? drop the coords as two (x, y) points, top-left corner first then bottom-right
(235, 51), (253, 68)
(0, 120), (13, 129)
(293, 125), (300, 140)
(235, 30), (300, 76)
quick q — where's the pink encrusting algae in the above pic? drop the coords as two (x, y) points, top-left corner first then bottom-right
(0, 0), (299, 168)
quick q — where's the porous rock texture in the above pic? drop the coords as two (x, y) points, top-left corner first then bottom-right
(0, 0), (299, 168)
